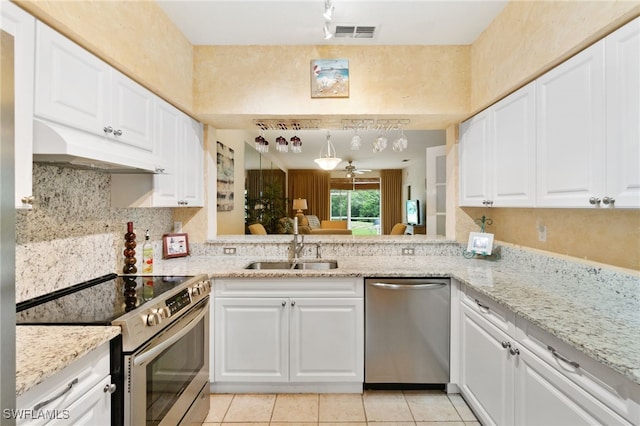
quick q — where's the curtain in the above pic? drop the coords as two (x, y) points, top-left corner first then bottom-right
(330, 177), (380, 191)
(380, 169), (402, 234)
(287, 169), (331, 220)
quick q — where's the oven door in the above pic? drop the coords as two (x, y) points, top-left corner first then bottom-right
(125, 297), (209, 426)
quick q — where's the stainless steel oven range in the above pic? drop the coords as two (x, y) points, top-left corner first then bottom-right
(16, 273), (211, 426)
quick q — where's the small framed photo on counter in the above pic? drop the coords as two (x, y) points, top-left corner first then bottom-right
(467, 232), (494, 255)
(162, 233), (190, 258)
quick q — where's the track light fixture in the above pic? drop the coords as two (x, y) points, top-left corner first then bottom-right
(323, 0), (334, 21)
(323, 24), (333, 40)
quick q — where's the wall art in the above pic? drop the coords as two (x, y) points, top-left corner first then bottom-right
(311, 59), (349, 98)
(216, 141), (235, 211)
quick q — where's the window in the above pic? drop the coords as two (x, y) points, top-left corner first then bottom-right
(330, 178), (380, 235)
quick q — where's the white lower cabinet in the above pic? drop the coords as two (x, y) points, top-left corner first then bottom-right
(213, 278), (364, 391)
(459, 287), (635, 426)
(17, 342), (113, 425)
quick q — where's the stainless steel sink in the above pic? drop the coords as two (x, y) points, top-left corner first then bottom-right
(292, 260), (338, 270)
(243, 260), (338, 270)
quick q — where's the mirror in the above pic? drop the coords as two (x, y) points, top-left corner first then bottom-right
(244, 141), (288, 234)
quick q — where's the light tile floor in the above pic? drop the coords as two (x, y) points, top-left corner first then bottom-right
(202, 391), (480, 425)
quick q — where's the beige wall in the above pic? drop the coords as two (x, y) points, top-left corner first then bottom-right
(15, 0), (194, 112)
(194, 45), (470, 129)
(470, 0), (640, 112)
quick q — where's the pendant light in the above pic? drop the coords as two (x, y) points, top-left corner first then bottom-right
(314, 132), (342, 170)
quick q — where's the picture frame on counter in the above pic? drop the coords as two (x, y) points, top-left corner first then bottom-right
(467, 232), (494, 255)
(162, 233), (190, 258)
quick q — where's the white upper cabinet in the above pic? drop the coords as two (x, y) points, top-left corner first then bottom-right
(605, 17), (640, 208)
(1, 2), (35, 208)
(536, 39), (606, 208)
(459, 82), (536, 207)
(111, 101), (204, 208)
(459, 110), (490, 207)
(33, 21), (160, 171)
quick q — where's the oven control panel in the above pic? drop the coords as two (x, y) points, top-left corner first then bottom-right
(166, 289), (191, 315)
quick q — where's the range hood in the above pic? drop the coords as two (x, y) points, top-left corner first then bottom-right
(33, 118), (160, 174)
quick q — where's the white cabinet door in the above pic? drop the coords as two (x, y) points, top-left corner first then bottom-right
(290, 298), (364, 382)
(179, 116), (204, 207)
(459, 303), (514, 426)
(35, 21), (110, 136)
(48, 375), (112, 426)
(214, 298), (289, 382)
(459, 110), (490, 207)
(1, 2), (35, 208)
(491, 81), (537, 207)
(605, 17), (640, 208)
(515, 346), (631, 426)
(152, 98), (181, 206)
(110, 69), (154, 153)
(536, 40), (606, 207)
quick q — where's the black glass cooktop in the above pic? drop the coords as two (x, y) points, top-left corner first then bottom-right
(16, 274), (193, 325)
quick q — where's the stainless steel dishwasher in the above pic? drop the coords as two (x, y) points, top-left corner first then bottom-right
(365, 278), (450, 386)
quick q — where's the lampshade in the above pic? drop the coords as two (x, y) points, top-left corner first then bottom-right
(292, 198), (308, 212)
(314, 132), (342, 170)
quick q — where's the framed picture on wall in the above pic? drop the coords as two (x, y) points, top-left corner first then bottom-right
(311, 59), (349, 98)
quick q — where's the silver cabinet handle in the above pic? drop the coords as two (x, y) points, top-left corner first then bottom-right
(155, 168), (165, 174)
(282, 301), (287, 307)
(370, 282), (446, 290)
(589, 197), (601, 205)
(509, 347), (520, 356)
(547, 345), (579, 368)
(103, 126), (113, 134)
(113, 129), (123, 136)
(501, 341), (511, 349)
(103, 383), (117, 394)
(33, 378), (78, 411)
(291, 301), (296, 307)
(21, 195), (34, 205)
(602, 196), (615, 205)
(475, 299), (490, 313)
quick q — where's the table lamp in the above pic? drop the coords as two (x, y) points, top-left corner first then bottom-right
(292, 198), (308, 221)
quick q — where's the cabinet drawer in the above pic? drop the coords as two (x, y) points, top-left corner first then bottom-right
(516, 318), (640, 424)
(214, 277), (363, 298)
(17, 342), (110, 425)
(461, 286), (516, 337)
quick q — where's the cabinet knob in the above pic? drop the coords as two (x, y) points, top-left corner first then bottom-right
(501, 341), (511, 349)
(103, 383), (117, 394)
(104, 126), (113, 134)
(291, 301), (296, 307)
(589, 197), (601, 205)
(155, 168), (165, 174)
(114, 129), (123, 136)
(282, 301), (287, 307)
(21, 195), (34, 205)
(509, 347), (520, 356)
(602, 196), (615, 205)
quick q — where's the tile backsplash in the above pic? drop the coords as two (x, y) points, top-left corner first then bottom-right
(15, 164), (173, 302)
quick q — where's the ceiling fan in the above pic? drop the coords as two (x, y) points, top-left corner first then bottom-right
(345, 160), (371, 178)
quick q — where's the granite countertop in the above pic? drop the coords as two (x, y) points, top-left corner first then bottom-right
(152, 253), (640, 386)
(16, 247), (639, 397)
(16, 326), (121, 397)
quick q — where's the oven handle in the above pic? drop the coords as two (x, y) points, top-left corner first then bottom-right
(134, 299), (208, 367)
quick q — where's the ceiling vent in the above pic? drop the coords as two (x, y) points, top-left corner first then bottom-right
(334, 25), (376, 39)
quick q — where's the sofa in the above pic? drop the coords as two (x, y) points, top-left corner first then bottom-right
(299, 215), (352, 235)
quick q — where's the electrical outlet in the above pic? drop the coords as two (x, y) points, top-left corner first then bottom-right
(223, 247), (236, 255)
(401, 247), (415, 255)
(538, 225), (547, 242)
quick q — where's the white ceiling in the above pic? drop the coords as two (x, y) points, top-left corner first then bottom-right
(156, 0), (507, 170)
(155, 0), (508, 46)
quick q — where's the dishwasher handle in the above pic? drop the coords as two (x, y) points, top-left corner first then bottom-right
(369, 281), (447, 290)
